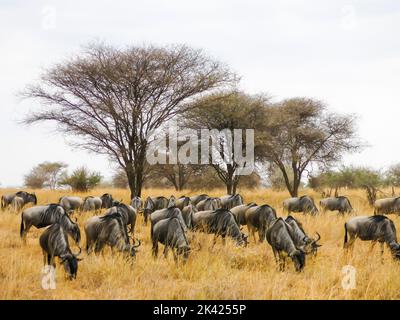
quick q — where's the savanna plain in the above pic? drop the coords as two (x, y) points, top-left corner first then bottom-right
(1, 188), (399, 300)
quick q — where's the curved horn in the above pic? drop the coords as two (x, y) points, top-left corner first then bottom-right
(133, 238), (142, 248)
(74, 246), (82, 257)
(74, 217), (78, 223)
(314, 232), (321, 242)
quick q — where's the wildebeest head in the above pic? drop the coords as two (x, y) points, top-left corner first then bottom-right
(290, 249), (306, 272)
(60, 247), (82, 280)
(168, 196), (176, 208)
(101, 193), (114, 209)
(126, 238), (142, 259)
(303, 232), (322, 256)
(28, 193), (37, 205)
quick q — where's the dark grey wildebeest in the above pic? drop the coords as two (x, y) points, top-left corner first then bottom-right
(374, 197), (400, 215)
(151, 217), (190, 262)
(100, 193), (114, 209)
(320, 196), (353, 215)
(1, 191), (37, 211)
(150, 207), (187, 236)
(344, 215), (400, 259)
(40, 223), (82, 280)
(189, 194), (209, 206)
(104, 203), (137, 238)
(191, 208), (247, 246)
(82, 196), (102, 213)
(283, 196), (319, 215)
(196, 197), (221, 211)
(59, 196), (84, 213)
(244, 204), (278, 243)
(230, 203), (257, 226)
(84, 211), (141, 257)
(285, 216), (321, 256)
(266, 218), (306, 272)
(130, 196), (143, 211)
(219, 194), (244, 210)
(175, 196), (191, 211)
(143, 196), (169, 225)
(20, 204), (81, 245)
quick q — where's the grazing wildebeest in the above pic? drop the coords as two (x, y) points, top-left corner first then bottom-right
(344, 215), (400, 259)
(100, 193), (114, 209)
(266, 218), (306, 272)
(1, 191), (37, 211)
(196, 197), (221, 211)
(191, 208), (247, 246)
(151, 217), (190, 262)
(220, 194), (244, 209)
(105, 203), (137, 237)
(181, 204), (197, 228)
(20, 204), (81, 245)
(11, 196), (25, 213)
(59, 196), (84, 213)
(40, 223), (82, 280)
(130, 196), (142, 211)
(230, 203), (257, 226)
(143, 196), (169, 225)
(374, 197), (400, 215)
(189, 194), (209, 206)
(283, 196), (319, 215)
(320, 196), (353, 215)
(150, 207), (187, 235)
(84, 211), (141, 257)
(82, 196), (102, 213)
(175, 196), (191, 211)
(245, 204), (278, 243)
(285, 216), (321, 256)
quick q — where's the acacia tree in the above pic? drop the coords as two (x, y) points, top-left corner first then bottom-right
(183, 91), (267, 194)
(23, 43), (236, 198)
(24, 161), (67, 189)
(262, 98), (361, 197)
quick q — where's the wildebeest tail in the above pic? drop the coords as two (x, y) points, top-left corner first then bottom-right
(20, 212), (25, 238)
(0, 196), (4, 210)
(344, 223), (348, 247)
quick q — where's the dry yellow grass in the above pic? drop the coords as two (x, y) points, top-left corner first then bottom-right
(1, 187), (400, 300)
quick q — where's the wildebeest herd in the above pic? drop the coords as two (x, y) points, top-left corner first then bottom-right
(1, 191), (400, 279)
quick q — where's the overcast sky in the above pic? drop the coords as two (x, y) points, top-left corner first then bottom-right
(1, 0), (399, 187)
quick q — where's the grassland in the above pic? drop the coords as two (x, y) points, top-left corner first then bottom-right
(0, 187), (399, 300)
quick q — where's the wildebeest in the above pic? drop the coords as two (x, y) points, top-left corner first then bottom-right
(175, 196), (191, 211)
(82, 196), (102, 213)
(100, 193), (114, 209)
(196, 197), (221, 211)
(11, 196), (25, 213)
(320, 196), (353, 215)
(189, 194), (209, 206)
(40, 223), (82, 280)
(283, 196), (319, 215)
(191, 208), (247, 246)
(59, 196), (84, 213)
(181, 204), (197, 228)
(130, 196), (142, 211)
(151, 217), (190, 262)
(266, 218), (306, 272)
(20, 204), (81, 245)
(220, 194), (244, 209)
(105, 203), (137, 237)
(285, 216), (321, 256)
(1, 191), (37, 211)
(344, 215), (400, 259)
(230, 203), (257, 226)
(374, 197), (400, 215)
(84, 211), (141, 257)
(244, 204), (278, 243)
(150, 207), (187, 235)
(143, 196), (169, 225)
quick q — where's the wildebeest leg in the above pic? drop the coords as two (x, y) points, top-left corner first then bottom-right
(94, 242), (105, 255)
(278, 252), (286, 271)
(163, 245), (169, 259)
(42, 250), (47, 266)
(369, 241), (377, 253)
(380, 242), (385, 263)
(152, 241), (159, 258)
(50, 256), (56, 268)
(272, 249), (281, 271)
(222, 236), (226, 246)
(172, 249), (178, 263)
(22, 224), (32, 244)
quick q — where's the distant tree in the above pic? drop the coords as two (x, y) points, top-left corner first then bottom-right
(261, 98), (361, 197)
(23, 43), (236, 198)
(60, 167), (102, 192)
(183, 91), (267, 194)
(112, 169), (129, 189)
(24, 161), (67, 189)
(385, 164), (400, 189)
(150, 164), (202, 191)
